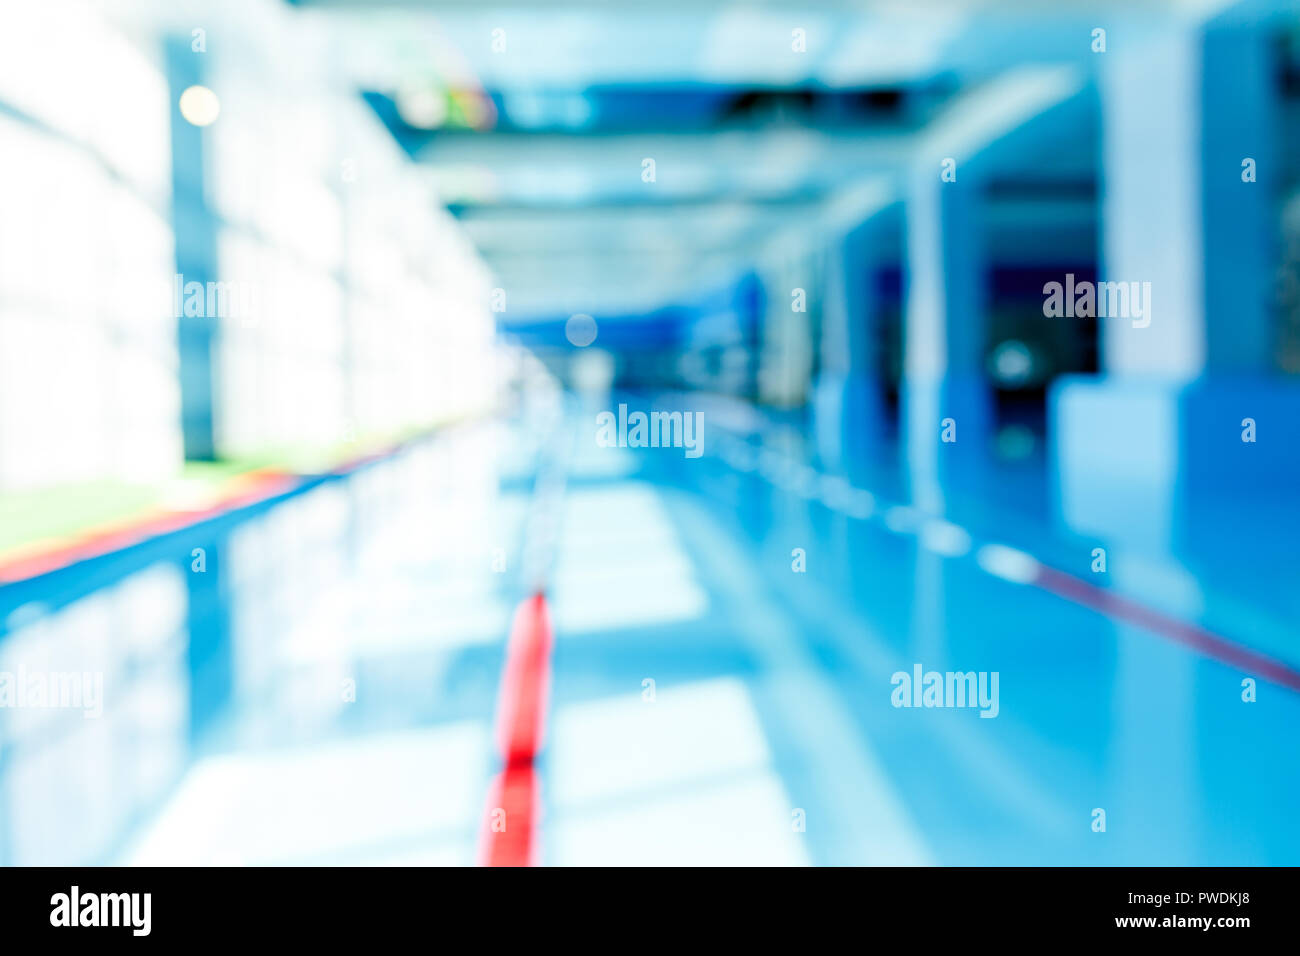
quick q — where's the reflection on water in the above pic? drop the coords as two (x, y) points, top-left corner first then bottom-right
(1, 565), (187, 866)
(0, 425), (525, 865)
(3, 410), (1300, 866)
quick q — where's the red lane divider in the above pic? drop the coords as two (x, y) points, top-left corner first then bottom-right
(479, 765), (541, 868)
(1034, 566), (1300, 693)
(479, 592), (554, 867)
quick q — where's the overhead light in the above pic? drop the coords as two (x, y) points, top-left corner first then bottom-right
(178, 85), (220, 127)
(451, 90), (497, 130)
(990, 339), (1035, 386)
(565, 314), (598, 348)
(396, 83), (447, 129)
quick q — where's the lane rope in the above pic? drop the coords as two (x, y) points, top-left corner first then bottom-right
(713, 431), (1300, 695)
(478, 399), (570, 866)
(479, 593), (554, 867)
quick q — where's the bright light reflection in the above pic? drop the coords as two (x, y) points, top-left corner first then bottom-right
(548, 678), (808, 866)
(549, 483), (709, 634)
(121, 723), (490, 866)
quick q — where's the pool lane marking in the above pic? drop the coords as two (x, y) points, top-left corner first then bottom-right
(1032, 566), (1300, 693)
(719, 440), (1300, 695)
(479, 414), (569, 867)
(495, 592), (555, 766)
(479, 592), (554, 867)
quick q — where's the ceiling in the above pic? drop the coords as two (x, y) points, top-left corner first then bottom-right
(281, 0), (1246, 319)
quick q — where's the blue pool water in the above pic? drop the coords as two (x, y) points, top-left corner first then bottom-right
(1, 407), (1297, 866)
